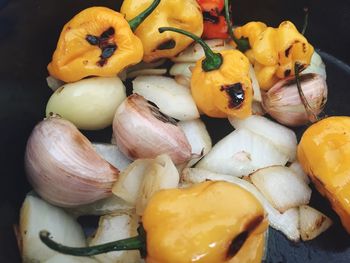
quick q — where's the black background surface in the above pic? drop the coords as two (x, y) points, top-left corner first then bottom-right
(0, 0), (349, 262)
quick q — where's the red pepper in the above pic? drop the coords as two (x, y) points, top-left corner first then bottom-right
(197, 0), (230, 39)
(203, 15), (229, 39)
(197, 0), (224, 13)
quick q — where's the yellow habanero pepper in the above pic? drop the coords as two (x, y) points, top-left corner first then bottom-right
(159, 27), (253, 119)
(48, 0), (160, 83)
(234, 21), (314, 90)
(40, 181), (268, 263)
(298, 117), (350, 233)
(121, 0), (203, 62)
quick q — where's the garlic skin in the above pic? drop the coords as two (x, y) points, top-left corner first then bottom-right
(262, 73), (328, 127)
(25, 117), (119, 207)
(113, 94), (192, 165)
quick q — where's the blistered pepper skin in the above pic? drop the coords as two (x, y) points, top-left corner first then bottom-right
(191, 49), (253, 118)
(234, 21), (314, 90)
(298, 117), (350, 233)
(48, 7), (144, 83)
(143, 181), (267, 263)
(121, 0), (203, 62)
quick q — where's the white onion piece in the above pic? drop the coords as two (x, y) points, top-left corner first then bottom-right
(289, 161), (310, 184)
(181, 168), (300, 241)
(127, 69), (167, 79)
(250, 166), (312, 213)
(279, 208), (300, 241)
(46, 77), (126, 130)
(174, 75), (191, 88)
(169, 63), (195, 87)
(25, 117), (119, 207)
(45, 255), (99, 263)
(136, 154), (179, 215)
(252, 101), (266, 116)
(172, 39), (233, 63)
(19, 193), (86, 262)
(112, 159), (152, 205)
(113, 94), (192, 164)
(299, 205), (332, 241)
(249, 65), (262, 102)
(229, 115), (297, 162)
(196, 128), (288, 177)
(93, 143), (132, 172)
(302, 52), (327, 79)
(169, 63), (194, 79)
(127, 59), (167, 72)
(132, 76), (199, 121)
(65, 196), (132, 217)
(46, 76), (64, 92)
(178, 119), (212, 167)
(89, 212), (141, 263)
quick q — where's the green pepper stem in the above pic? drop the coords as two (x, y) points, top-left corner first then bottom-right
(294, 63), (318, 123)
(158, 27), (223, 72)
(39, 226), (147, 258)
(301, 7), (309, 35)
(128, 0), (161, 32)
(224, 0), (250, 52)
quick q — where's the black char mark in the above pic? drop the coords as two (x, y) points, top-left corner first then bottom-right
(157, 39), (176, 50)
(85, 27), (117, 67)
(147, 100), (178, 125)
(285, 45), (293, 57)
(220, 83), (245, 109)
(284, 69), (291, 77)
(226, 215), (264, 259)
(284, 73), (315, 87)
(203, 11), (220, 23)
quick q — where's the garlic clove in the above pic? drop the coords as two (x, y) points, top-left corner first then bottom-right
(262, 73), (328, 127)
(302, 52), (327, 79)
(25, 116), (119, 207)
(113, 94), (192, 164)
(45, 77), (126, 130)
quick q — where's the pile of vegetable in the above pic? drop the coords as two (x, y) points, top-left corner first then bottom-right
(16, 0), (350, 262)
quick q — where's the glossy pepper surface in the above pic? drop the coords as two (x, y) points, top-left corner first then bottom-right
(197, 0), (229, 39)
(40, 181), (267, 263)
(298, 117), (350, 233)
(121, 0), (203, 62)
(203, 15), (229, 39)
(48, 2), (159, 83)
(143, 181), (267, 263)
(159, 27), (253, 119)
(234, 21), (314, 90)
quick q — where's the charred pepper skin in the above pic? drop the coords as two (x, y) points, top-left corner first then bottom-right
(40, 181), (267, 263)
(143, 181), (268, 263)
(159, 27), (253, 119)
(298, 117), (350, 233)
(121, 0), (203, 63)
(48, 7), (144, 83)
(197, 0), (230, 39)
(191, 49), (253, 118)
(234, 21), (314, 90)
